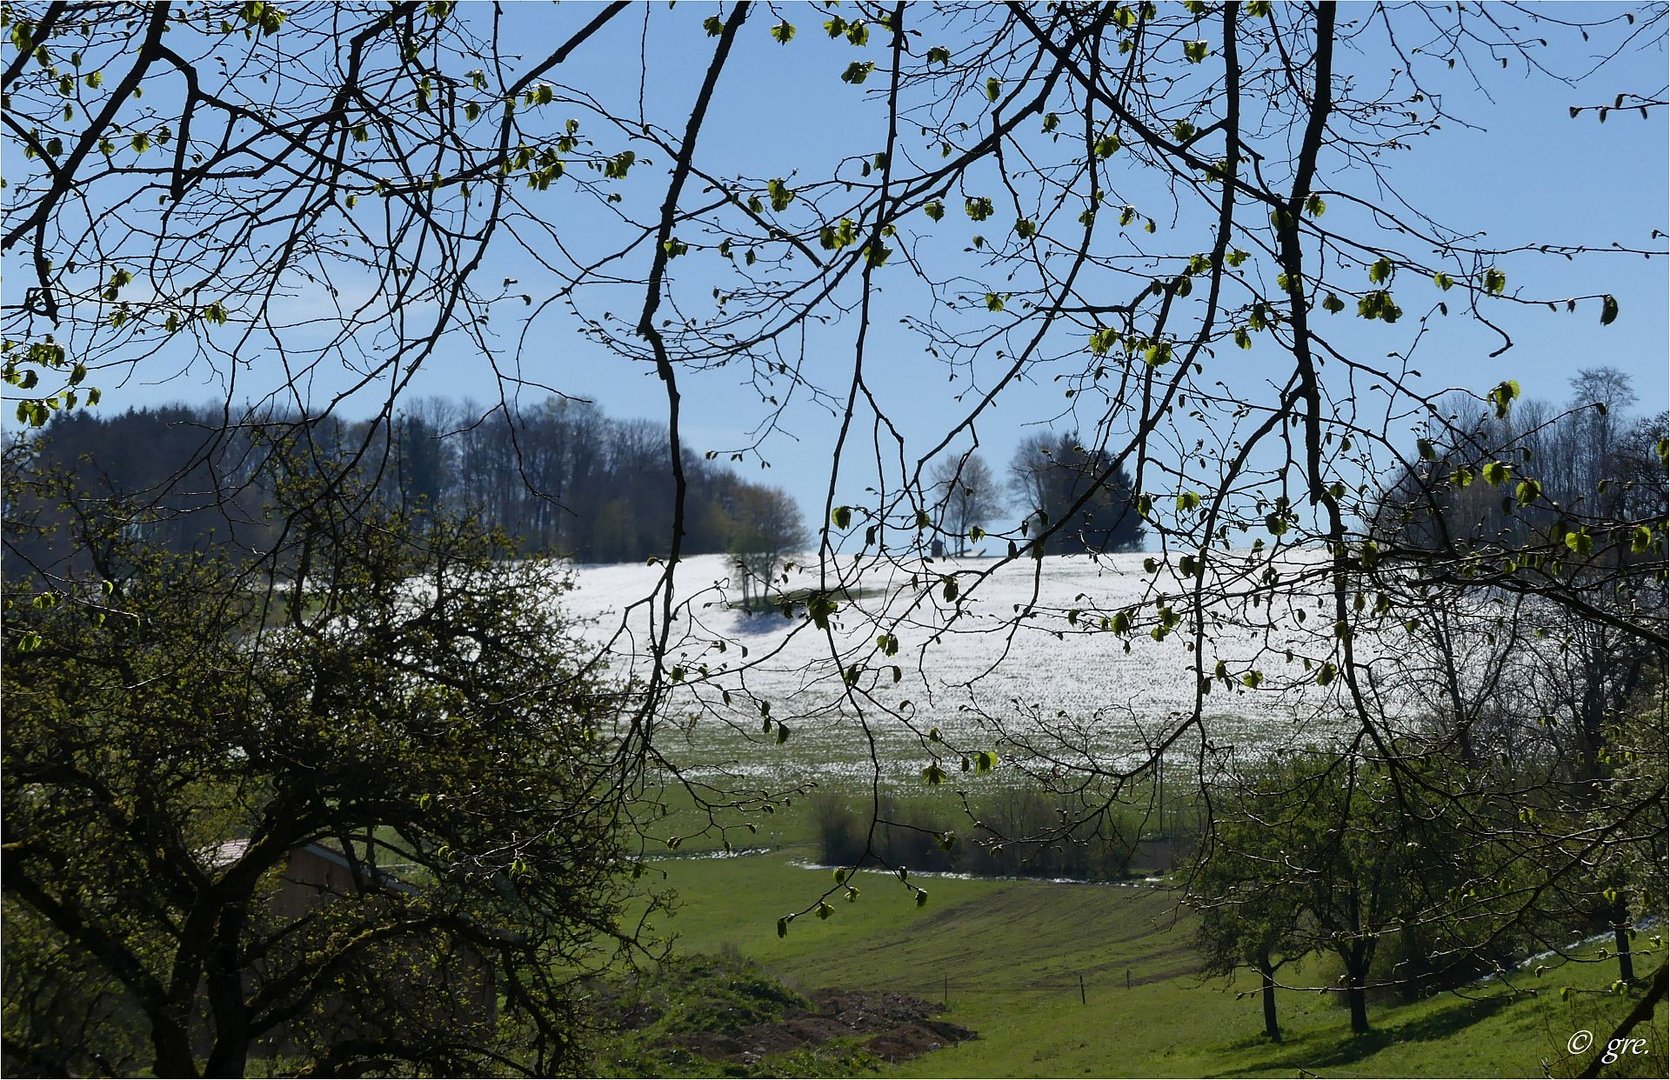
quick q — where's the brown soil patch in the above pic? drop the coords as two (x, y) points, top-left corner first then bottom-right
(669, 988), (975, 1067)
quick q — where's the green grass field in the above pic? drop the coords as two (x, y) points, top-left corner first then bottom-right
(627, 845), (1666, 1079)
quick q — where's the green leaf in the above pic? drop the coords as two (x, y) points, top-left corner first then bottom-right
(832, 506), (852, 529)
(1600, 294), (1619, 325)
(1565, 529), (1594, 558)
(923, 200), (944, 221)
(926, 45), (951, 65)
(766, 178), (795, 211)
(1487, 379), (1520, 419)
(840, 61), (874, 84)
(1321, 293), (1345, 314)
(1483, 460), (1510, 486)
(770, 21), (796, 44)
(922, 763), (947, 786)
(776, 723), (791, 745)
(807, 594), (838, 630)
(1356, 290), (1402, 323)
(1368, 257), (1394, 285)
(703, 15), (723, 35)
(1417, 437), (1435, 461)
(1304, 193), (1326, 217)
(1483, 268), (1507, 295)
(965, 196), (994, 221)
(1433, 271), (1454, 291)
(1183, 40), (1208, 63)
(984, 293), (1005, 312)
(1094, 133), (1120, 158)
(985, 77), (1001, 102)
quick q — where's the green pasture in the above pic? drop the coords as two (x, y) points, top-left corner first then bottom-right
(626, 847), (1666, 1079)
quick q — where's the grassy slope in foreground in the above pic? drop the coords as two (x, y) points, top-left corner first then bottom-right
(643, 851), (1666, 1078)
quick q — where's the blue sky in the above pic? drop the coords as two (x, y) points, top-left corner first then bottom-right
(58, 3), (1670, 534)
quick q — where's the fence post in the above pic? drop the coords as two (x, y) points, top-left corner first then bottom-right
(1079, 973), (1087, 1005)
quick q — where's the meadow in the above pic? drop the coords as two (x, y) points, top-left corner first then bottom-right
(622, 843), (1664, 1079)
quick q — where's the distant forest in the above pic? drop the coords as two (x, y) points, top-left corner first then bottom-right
(6, 399), (807, 569)
(7, 400), (1153, 579)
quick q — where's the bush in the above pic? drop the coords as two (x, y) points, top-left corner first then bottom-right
(811, 787), (1139, 881)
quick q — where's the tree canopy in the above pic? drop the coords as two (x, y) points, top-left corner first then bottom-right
(2, 460), (649, 1077)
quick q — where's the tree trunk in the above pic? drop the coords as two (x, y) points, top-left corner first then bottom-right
(150, 1010), (200, 1079)
(204, 901), (251, 1078)
(1258, 957), (1281, 1041)
(1345, 945), (1372, 1035)
(1347, 979), (1370, 1035)
(1612, 891), (1635, 985)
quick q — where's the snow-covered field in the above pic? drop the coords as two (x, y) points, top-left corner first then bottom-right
(561, 551), (1377, 790)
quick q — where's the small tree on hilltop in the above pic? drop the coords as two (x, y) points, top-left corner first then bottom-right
(726, 483), (808, 614)
(930, 452), (1005, 557)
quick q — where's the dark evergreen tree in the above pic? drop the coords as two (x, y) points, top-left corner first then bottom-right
(1008, 431), (1145, 555)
